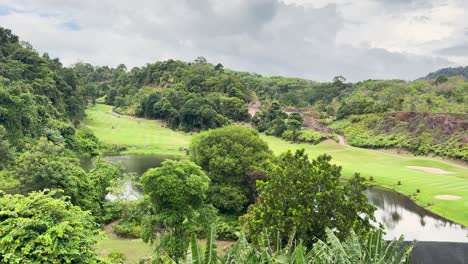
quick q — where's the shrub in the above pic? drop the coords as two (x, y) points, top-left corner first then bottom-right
(108, 251), (126, 264)
(113, 221), (143, 238)
(297, 129), (332, 144)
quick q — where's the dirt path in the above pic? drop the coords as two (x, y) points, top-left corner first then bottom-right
(337, 135), (346, 145)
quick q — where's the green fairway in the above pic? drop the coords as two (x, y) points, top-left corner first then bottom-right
(84, 104), (468, 226)
(83, 104), (191, 156)
(261, 136), (468, 226)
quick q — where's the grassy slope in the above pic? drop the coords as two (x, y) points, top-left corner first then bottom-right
(83, 104), (468, 226)
(83, 104), (191, 156)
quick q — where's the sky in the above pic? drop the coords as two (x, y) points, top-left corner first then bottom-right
(0, 0), (467, 81)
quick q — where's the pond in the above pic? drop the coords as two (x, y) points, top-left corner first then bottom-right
(80, 154), (180, 200)
(81, 154), (467, 242)
(367, 186), (467, 242)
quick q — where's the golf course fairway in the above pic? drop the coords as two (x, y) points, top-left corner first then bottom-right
(83, 104), (468, 226)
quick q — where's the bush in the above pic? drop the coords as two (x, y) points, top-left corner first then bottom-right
(75, 128), (100, 155)
(108, 251), (126, 264)
(215, 214), (241, 240)
(296, 129), (332, 144)
(102, 201), (124, 224)
(113, 221), (143, 238)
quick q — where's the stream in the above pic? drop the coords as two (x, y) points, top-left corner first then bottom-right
(81, 154), (468, 242)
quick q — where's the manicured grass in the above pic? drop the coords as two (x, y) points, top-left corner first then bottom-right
(83, 104), (191, 156)
(261, 136), (468, 226)
(84, 104), (468, 226)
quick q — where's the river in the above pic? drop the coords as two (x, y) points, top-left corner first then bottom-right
(81, 154), (468, 242)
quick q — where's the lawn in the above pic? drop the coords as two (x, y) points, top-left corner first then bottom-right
(261, 136), (468, 226)
(96, 238), (154, 263)
(83, 104), (468, 226)
(83, 104), (191, 156)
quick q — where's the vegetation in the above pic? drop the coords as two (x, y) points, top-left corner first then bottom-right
(190, 126), (271, 214)
(0, 27), (88, 148)
(159, 226), (413, 264)
(141, 160), (217, 259)
(2, 25), (468, 263)
(0, 190), (103, 263)
(74, 58), (253, 131)
(421, 65), (468, 80)
(331, 113), (468, 160)
(83, 104), (190, 155)
(84, 105), (468, 226)
(241, 150), (375, 246)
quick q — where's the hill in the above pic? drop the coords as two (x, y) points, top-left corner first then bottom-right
(420, 66), (468, 80)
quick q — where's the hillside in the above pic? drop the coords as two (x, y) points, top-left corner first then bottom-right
(331, 112), (468, 160)
(420, 66), (468, 80)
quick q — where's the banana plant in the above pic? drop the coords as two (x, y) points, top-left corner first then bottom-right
(185, 224), (221, 264)
(174, 226), (413, 264)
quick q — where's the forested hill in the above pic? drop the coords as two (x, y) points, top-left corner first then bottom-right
(1, 25), (466, 160)
(0, 27), (86, 143)
(420, 66), (468, 80)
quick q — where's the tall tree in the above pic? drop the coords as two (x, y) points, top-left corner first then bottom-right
(141, 160), (216, 259)
(190, 126), (272, 214)
(241, 149), (376, 247)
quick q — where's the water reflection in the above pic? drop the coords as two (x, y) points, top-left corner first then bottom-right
(367, 186), (468, 242)
(80, 155), (468, 242)
(81, 154), (180, 174)
(81, 154), (181, 201)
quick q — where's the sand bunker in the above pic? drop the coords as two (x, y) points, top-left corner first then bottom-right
(405, 166), (455, 174)
(434, 195), (462, 200)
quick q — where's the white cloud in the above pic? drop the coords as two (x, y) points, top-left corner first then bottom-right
(0, 0), (463, 81)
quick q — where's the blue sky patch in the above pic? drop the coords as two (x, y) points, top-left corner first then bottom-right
(60, 21), (81, 31)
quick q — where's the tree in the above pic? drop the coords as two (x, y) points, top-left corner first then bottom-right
(13, 138), (115, 219)
(75, 128), (100, 155)
(240, 149), (376, 247)
(15, 138), (87, 204)
(86, 158), (121, 220)
(434, 75), (448, 85)
(285, 112), (303, 142)
(141, 160), (216, 259)
(0, 125), (15, 169)
(253, 101), (289, 137)
(190, 126), (272, 213)
(0, 190), (103, 263)
(214, 63), (224, 72)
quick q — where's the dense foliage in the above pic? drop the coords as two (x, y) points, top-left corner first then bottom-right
(421, 66), (468, 80)
(0, 27), (88, 147)
(158, 226), (412, 264)
(141, 160), (217, 259)
(75, 52), (467, 156)
(331, 113), (468, 160)
(0, 190), (103, 263)
(190, 126), (272, 214)
(74, 58), (253, 131)
(241, 150), (376, 246)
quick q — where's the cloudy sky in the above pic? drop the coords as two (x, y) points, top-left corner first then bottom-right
(1, 0), (467, 81)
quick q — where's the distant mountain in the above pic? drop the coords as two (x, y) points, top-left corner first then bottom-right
(420, 66), (468, 80)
